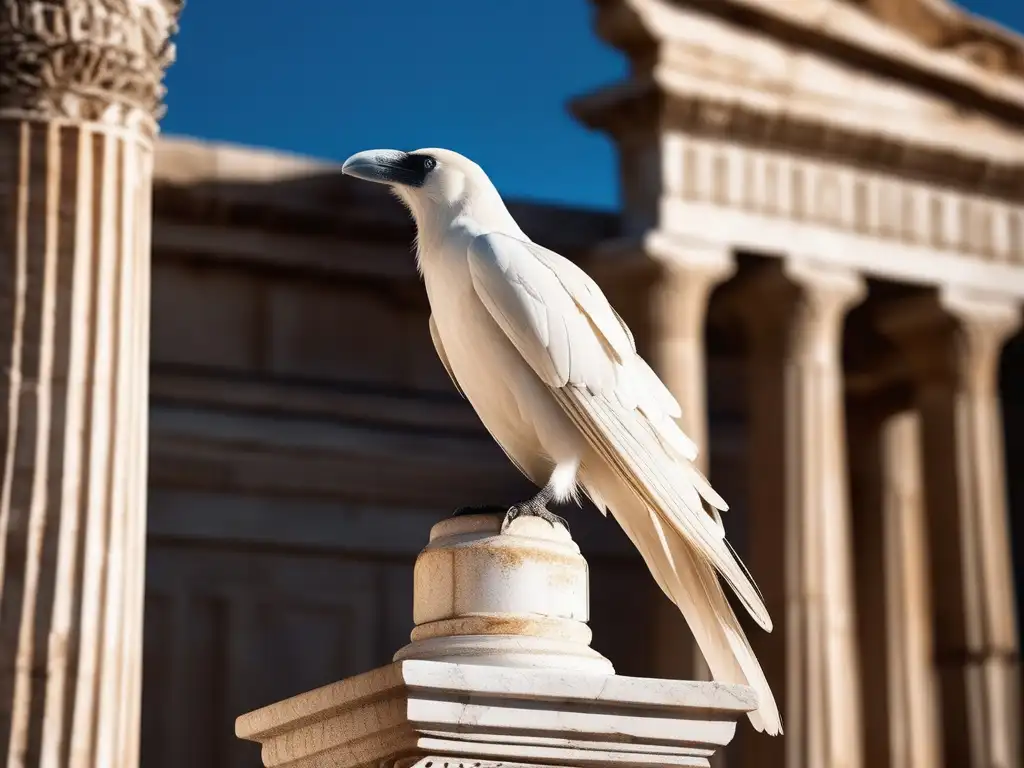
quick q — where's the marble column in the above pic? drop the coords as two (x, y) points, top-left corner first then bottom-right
(879, 291), (1022, 768)
(646, 238), (735, 686)
(733, 260), (865, 768)
(0, 2), (181, 767)
(847, 396), (942, 768)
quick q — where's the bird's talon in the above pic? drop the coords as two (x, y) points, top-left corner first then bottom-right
(500, 507), (518, 534)
(500, 503), (569, 535)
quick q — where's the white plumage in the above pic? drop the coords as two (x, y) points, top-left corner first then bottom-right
(342, 147), (782, 735)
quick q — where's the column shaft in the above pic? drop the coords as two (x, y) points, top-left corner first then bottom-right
(0, 116), (152, 768)
(881, 292), (1022, 768)
(647, 245), (734, 685)
(737, 261), (865, 768)
(848, 398), (942, 768)
(880, 412), (943, 768)
(0, 2), (179, 766)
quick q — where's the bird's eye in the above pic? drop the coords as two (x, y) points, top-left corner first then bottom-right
(422, 157), (437, 172)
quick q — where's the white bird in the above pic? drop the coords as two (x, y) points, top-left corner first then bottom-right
(341, 147), (782, 735)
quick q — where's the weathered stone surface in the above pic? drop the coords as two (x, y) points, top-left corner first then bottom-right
(0, 3), (180, 766)
(236, 514), (754, 768)
(0, 0), (182, 133)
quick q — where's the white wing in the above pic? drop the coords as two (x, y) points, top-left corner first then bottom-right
(466, 232), (770, 632)
(428, 314), (465, 399)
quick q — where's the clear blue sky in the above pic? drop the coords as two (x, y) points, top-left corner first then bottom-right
(162, 0), (1023, 211)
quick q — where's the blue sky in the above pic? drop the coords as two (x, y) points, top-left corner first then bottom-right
(162, 0), (1023, 211)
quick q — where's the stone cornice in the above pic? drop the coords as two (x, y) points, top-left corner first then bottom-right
(570, 80), (1024, 201)
(858, 0), (1024, 72)
(589, 0), (1024, 122)
(730, 0), (1024, 103)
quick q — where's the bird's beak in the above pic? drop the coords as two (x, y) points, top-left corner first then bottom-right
(341, 149), (422, 187)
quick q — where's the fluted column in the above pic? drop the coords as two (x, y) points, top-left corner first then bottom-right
(0, 3), (181, 767)
(646, 239), (734, 685)
(879, 291), (1022, 768)
(733, 260), (865, 768)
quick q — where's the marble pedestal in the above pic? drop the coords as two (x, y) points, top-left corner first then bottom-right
(235, 513), (756, 768)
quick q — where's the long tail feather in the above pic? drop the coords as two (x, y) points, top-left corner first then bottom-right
(583, 467), (783, 736)
(556, 389), (772, 632)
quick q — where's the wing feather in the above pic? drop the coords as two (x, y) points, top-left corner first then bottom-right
(466, 232), (769, 631)
(489, 233), (635, 365)
(467, 234), (616, 393)
(556, 388), (769, 628)
(428, 314), (465, 399)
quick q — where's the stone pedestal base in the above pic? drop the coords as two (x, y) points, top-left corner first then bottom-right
(236, 512), (755, 767)
(235, 658), (755, 768)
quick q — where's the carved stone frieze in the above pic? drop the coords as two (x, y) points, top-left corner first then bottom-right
(0, 0), (183, 132)
(669, 133), (1024, 266)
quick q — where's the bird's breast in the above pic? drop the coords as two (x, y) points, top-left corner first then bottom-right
(421, 244), (538, 440)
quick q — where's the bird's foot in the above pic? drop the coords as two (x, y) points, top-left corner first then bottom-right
(501, 500), (570, 535)
(451, 504), (508, 518)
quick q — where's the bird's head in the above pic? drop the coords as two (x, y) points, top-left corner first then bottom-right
(341, 147), (513, 233)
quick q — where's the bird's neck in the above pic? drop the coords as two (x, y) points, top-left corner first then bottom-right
(412, 195), (525, 267)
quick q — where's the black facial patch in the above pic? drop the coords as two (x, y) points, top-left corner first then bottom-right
(377, 152), (436, 187)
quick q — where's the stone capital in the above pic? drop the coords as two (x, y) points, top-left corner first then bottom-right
(586, 231), (734, 280)
(644, 231), (736, 277)
(941, 288), (1021, 387)
(644, 232), (736, 339)
(784, 259), (867, 305)
(730, 259), (866, 363)
(0, 0), (184, 134)
(878, 289), (1021, 392)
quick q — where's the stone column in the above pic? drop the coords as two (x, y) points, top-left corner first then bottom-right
(237, 513), (756, 768)
(732, 260), (865, 768)
(847, 396), (942, 768)
(879, 291), (1022, 768)
(646, 236), (735, 686)
(0, 3), (181, 766)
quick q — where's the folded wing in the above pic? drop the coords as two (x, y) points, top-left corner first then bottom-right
(466, 232), (770, 631)
(429, 314), (465, 399)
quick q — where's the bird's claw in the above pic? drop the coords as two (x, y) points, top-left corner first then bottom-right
(501, 502), (570, 534)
